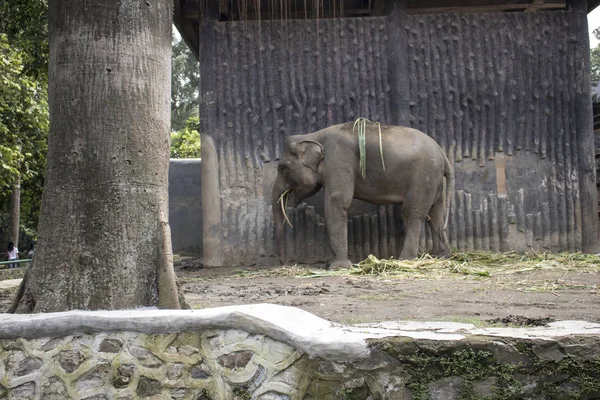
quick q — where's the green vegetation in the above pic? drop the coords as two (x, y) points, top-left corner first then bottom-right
(592, 27), (600, 81)
(0, 8), (200, 242)
(0, 0), (48, 82)
(232, 251), (599, 280)
(374, 339), (600, 400)
(225, 250), (599, 295)
(171, 33), (199, 131)
(0, 35), (48, 190)
(232, 387), (252, 400)
(170, 31), (200, 159)
(0, 0), (50, 239)
(351, 251), (600, 278)
(170, 115), (201, 158)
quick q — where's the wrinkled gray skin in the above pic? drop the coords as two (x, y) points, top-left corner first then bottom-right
(272, 122), (454, 269)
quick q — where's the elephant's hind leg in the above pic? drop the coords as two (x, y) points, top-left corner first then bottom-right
(427, 194), (451, 258)
(398, 215), (424, 260)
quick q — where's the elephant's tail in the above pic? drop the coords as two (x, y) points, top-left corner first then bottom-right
(442, 151), (454, 231)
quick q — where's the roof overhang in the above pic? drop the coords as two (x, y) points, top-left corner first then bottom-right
(175, 0), (597, 60)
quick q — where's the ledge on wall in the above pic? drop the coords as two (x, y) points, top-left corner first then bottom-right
(1, 305), (599, 399)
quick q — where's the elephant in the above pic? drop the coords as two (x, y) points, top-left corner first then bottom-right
(271, 121), (454, 269)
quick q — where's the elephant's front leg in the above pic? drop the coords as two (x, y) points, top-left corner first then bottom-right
(324, 188), (353, 270)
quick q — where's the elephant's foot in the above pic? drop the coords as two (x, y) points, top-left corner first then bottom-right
(433, 249), (451, 259)
(430, 245), (451, 259)
(326, 258), (353, 270)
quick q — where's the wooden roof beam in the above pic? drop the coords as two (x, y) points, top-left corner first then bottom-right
(525, 0), (549, 11)
(174, 0), (199, 59)
(180, 0), (199, 19)
(405, 0), (566, 13)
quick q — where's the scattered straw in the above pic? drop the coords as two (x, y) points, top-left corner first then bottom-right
(233, 265), (319, 278)
(350, 251), (600, 279)
(200, 251), (599, 288)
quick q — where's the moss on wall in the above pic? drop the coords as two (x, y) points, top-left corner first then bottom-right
(371, 336), (600, 400)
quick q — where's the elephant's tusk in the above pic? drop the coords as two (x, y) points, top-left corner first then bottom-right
(278, 189), (294, 228)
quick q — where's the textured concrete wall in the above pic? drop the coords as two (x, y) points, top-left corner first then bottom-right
(199, 2), (598, 266)
(1, 306), (599, 399)
(168, 159), (202, 255)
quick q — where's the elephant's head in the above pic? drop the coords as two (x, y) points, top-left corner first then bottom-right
(272, 137), (325, 264)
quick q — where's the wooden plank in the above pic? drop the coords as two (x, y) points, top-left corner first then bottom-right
(525, 0), (549, 12)
(372, 0), (386, 15)
(406, 0), (565, 13)
(180, 1), (199, 18)
(224, 0), (387, 20)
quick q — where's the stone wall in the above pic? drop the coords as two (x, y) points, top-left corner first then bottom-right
(1, 305), (599, 399)
(168, 159), (202, 255)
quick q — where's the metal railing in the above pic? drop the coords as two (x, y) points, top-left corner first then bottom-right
(0, 259), (32, 269)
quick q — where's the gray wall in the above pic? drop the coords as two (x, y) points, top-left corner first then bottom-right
(169, 159), (202, 255)
(199, 1), (599, 266)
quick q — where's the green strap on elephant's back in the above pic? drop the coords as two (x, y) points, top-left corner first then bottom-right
(353, 118), (386, 179)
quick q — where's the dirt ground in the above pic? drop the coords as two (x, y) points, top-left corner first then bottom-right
(177, 259), (600, 326)
(1, 258), (598, 326)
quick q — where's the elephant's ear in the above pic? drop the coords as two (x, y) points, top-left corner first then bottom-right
(298, 140), (324, 173)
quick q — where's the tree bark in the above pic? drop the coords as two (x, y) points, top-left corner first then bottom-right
(9, 175), (20, 248)
(13, 0), (180, 312)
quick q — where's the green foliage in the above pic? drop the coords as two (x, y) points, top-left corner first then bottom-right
(232, 387), (252, 400)
(171, 32), (199, 131)
(0, 0), (49, 237)
(0, 0), (48, 82)
(591, 28), (600, 82)
(374, 338), (600, 400)
(170, 115), (201, 158)
(0, 33), (48, 193)
(196, 389), (213, 400)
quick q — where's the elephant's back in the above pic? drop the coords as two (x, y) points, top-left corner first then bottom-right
(374, 126), (444, 161)
(330, 122), (446, 163)
(357, 125), (446, 174)
(386, 125), (442, 147)
(338, 123), (443, 148)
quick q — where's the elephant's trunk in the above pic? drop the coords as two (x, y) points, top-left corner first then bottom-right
(272, 173), (291, 265)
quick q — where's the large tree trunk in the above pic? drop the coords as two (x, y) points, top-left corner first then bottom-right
(9, 175), (20, 248)
(13, 0), (180, 312)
